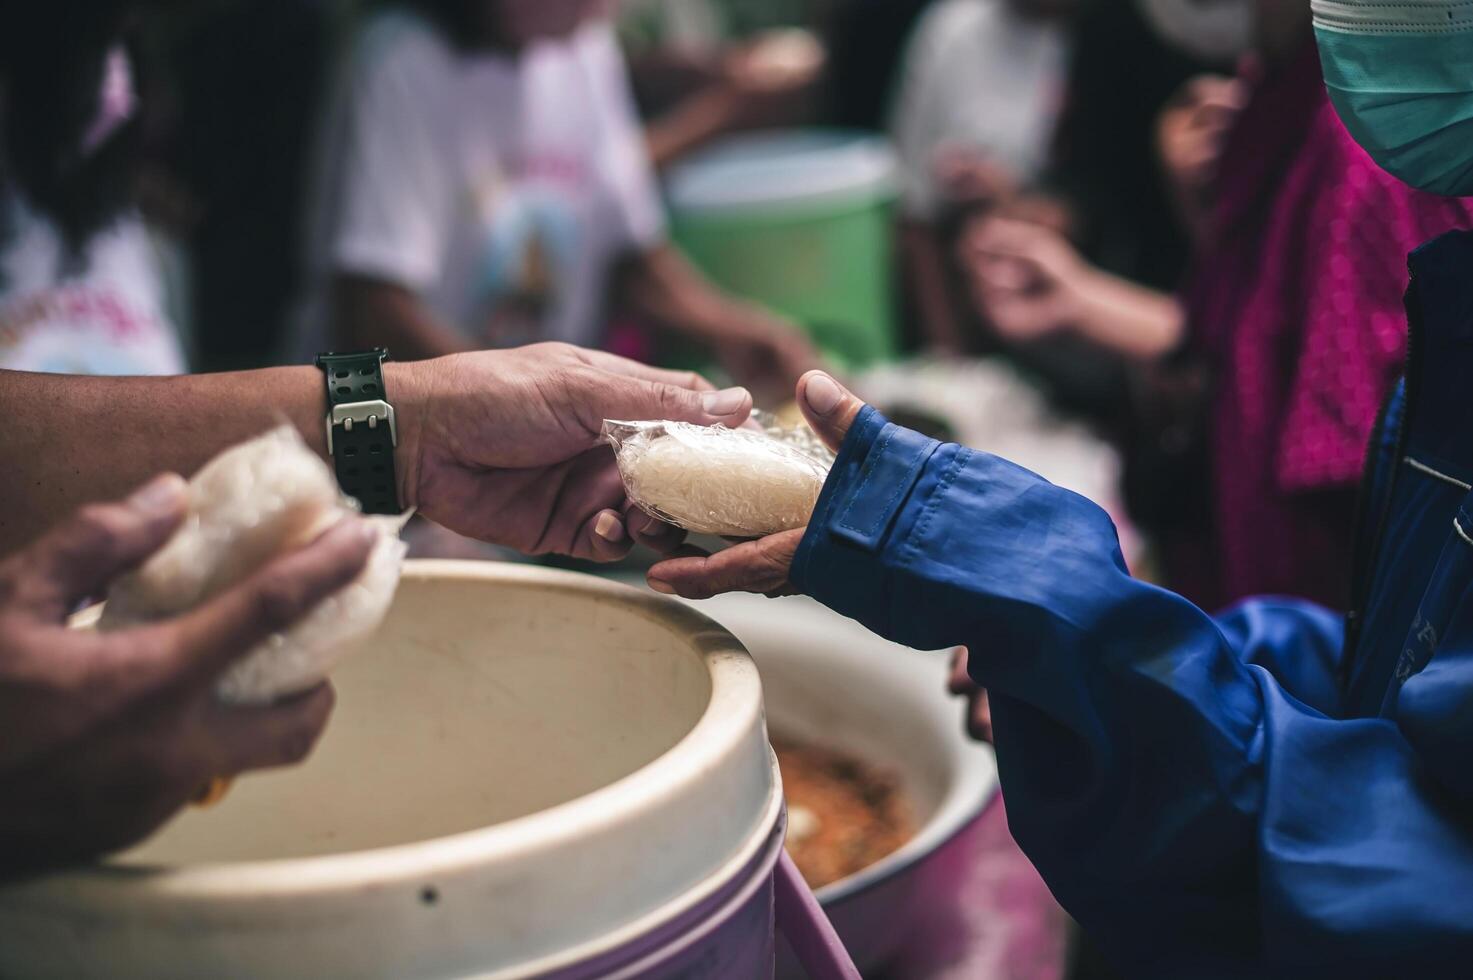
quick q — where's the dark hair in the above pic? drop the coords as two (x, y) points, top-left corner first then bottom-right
(0, 1), (142, 253)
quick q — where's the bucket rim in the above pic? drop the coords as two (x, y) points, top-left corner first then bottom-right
(19, 563), (775, 939)
(665, 128), (898, 215)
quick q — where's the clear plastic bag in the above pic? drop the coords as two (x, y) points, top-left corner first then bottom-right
(603, 412), (833, 537)
(99, 425), (408, 705)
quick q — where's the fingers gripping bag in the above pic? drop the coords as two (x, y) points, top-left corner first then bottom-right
(603, 411), (834, 537)
(98, 425), (409, 705)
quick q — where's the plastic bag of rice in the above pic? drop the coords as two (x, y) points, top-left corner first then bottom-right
(99, 425), (408, 705)
(603, 412), (833, 538)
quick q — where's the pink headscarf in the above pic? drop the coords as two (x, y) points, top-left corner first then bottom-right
(1180, 36), (1473, 611)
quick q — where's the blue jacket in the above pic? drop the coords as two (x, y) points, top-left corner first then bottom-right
(792, 232), (1473, 977)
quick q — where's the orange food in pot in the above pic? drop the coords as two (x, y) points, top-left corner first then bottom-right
(774, 736), (916, 889)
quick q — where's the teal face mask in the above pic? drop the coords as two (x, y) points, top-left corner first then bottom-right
(1313, 0), (1473, 196)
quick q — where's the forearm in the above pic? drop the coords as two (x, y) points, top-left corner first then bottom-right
(1165, 182), (1213, 247)
(0, 363), (426, 555)
(901, 222), (968, 351)
(1068, 269), (1184, 360)
(619, 245), (758, 342)
(645, 86), (740, 171)
(331, 274), (471, 361)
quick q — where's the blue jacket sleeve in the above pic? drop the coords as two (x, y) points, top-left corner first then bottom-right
(1211, 599), (1344, 715)
(792, 408), (1473, 977)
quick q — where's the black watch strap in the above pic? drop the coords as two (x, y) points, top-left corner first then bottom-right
(315, 348), (401, 515)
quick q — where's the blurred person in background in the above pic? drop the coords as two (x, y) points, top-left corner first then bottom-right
(959, 0), (1473, 611)
(888, 0), (1076, 356)
(889, 0), (1208, 431)
(160, 0), (336, 372)
(1044, 0), (1207, 298)
(619, 0), (824, 171)
(0, 2), (186, 377)
(296, 0), (819, 407)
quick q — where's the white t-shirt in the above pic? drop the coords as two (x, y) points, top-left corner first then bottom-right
(0, 192), (185, 375)
(297, 11), (666, 357)
(889, 0), (1070, 219)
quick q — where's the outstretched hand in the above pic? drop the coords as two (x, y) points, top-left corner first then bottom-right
(958, 215), (1091, 343)
(646, 370), (863, 598)
(397, 344), (753, 562)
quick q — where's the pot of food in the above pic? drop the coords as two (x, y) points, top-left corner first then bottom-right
(683, 592), (1000, 978)
(0, 562), (783, 979)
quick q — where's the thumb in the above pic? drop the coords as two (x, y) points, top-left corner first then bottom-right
(796, 371), (863, 453)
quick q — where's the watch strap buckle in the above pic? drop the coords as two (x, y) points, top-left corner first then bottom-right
(325, 399), (397, 456)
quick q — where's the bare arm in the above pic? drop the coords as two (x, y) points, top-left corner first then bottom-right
(617, 244), (820, 402)
(618, 244), (751, 343)
(900, 220), (969, 353)
(962, 217), (1184, 362)
(331, 274), (471, 361)
(645, 85), (743, 171)
(0, 366), (365, 555)
(0, 346), (754, 563)
(9, 275), (481, 547)
(643, 39), (820, 171)
(1064, 267), (1184, 360)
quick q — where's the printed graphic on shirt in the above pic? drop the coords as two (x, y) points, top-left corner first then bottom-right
(0, 283), (181, 375)
(471, 160), (583, 349)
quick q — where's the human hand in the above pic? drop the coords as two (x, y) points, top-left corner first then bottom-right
(646, 370), (863, 598)
(392, 343), (754, 562)
(0, 475), (374, 876)
(959, 215), (1093, 343)
(718, 29), (825, 125)
(1156, 74), (1246, 220)
(995, 191), (1073, 236)
(947, 646), (993, 744)
(933, 144), (1020, 210)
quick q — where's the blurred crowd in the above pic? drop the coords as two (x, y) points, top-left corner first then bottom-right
(3, 0), (1466, 641)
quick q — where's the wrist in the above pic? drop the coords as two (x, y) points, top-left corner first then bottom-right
(700, 82), (745, 127)
(384, 361), (427, 512)
(1062, 264), (1111, 332)
(677, 295), (767, 346)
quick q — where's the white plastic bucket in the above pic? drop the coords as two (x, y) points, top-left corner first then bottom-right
(0, 562), (782, 978)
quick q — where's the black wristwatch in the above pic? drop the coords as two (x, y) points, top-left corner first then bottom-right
(315, 348), (401, 514)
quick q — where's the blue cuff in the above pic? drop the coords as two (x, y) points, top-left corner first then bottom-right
(793, 407), (940, 625)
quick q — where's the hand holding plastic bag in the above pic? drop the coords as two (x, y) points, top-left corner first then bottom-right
(100, 426), (407, 705)
(604, 411), (834, 538)
(642, 374), (862, 597)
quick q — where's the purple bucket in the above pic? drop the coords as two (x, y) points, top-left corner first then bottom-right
(550, 808), (865, 980)
(551, 811), (785, 980)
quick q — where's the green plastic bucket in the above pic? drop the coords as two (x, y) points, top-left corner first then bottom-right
(667, 130), (899, 371)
